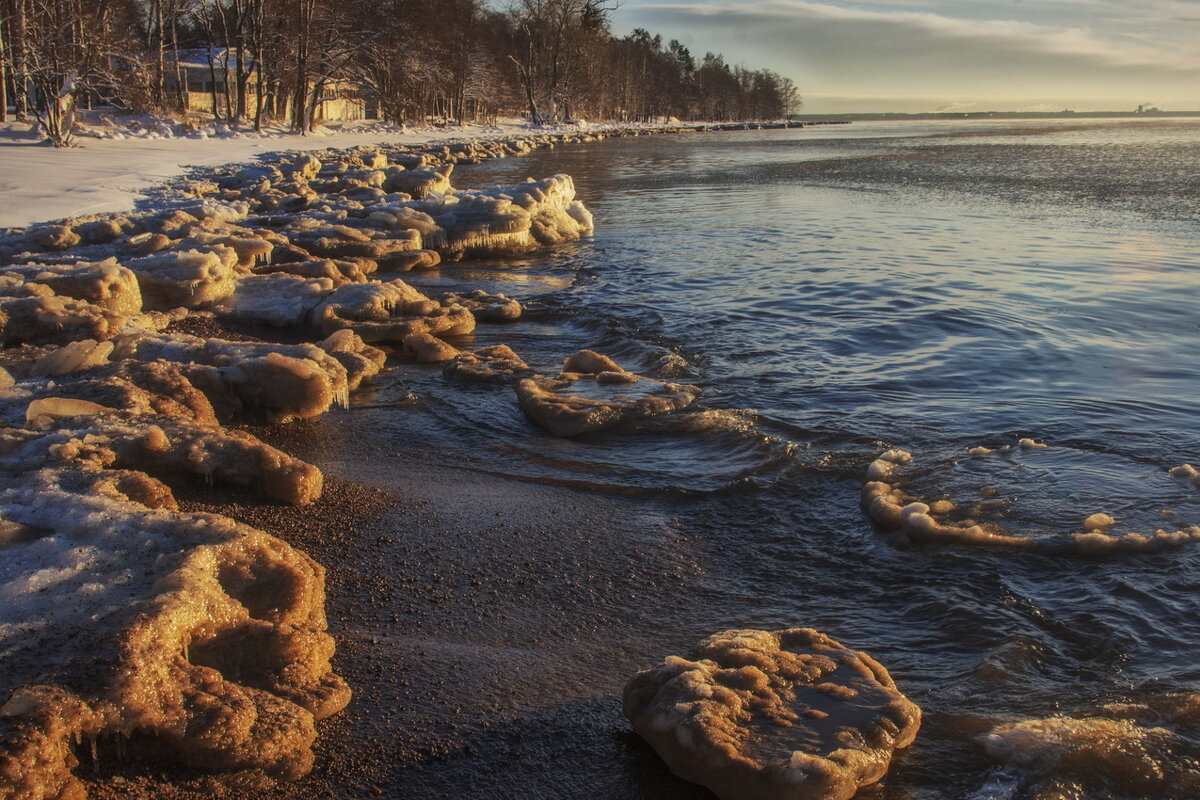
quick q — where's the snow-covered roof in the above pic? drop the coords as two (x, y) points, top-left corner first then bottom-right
(166, 48), (257, 73)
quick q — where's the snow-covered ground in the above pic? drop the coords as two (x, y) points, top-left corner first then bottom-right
(0, 117), (676, 230)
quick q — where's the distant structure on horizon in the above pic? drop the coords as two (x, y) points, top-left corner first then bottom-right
(1135, 104), (1162, 114)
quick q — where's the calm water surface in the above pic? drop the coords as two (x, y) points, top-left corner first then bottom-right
(330, 119), (1200, 799)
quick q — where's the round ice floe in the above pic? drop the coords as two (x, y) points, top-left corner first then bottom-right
(861, 445), (1200, 555)
(516, 351), (699, 437)
(623, 628), (921, 800)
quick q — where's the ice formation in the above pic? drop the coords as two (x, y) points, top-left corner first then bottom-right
(114, 331), (384, 421)
(443, 345), (536, 384)
(0, 270), (171, 346)
(252, 257), (374, 284)
(0, 360), (216, 428)
(402, 332), (459, 364)
(221, 273), (338, 327)
(516, 349), (699, 437)
(862, 446), (1200, 554)
(1168, 463), (1200, 489)
(2, 260), (143, 316)
(436, 290), (523, 323)
(623, 628), (921, 800)
(0, 469), (348, 799)
(123, 248), (239, 309)
(311, 279), (475, 343)
(381, 163), (455, 197)
(982, 695), (1200, 798)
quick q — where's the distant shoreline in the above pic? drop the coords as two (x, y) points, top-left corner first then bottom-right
(795, 110), (1200, 122)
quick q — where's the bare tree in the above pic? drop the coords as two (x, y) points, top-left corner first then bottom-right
(505, 0), (614, 124)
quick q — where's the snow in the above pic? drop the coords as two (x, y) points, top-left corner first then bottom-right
(0, 118), (681, 230)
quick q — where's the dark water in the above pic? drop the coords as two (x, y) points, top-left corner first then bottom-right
(319, 120), (1200, 799)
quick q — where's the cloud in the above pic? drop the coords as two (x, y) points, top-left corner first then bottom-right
(626, 0), (1200, 73)
(617, 0), (1200, 111)
(935, 100), (982, 112)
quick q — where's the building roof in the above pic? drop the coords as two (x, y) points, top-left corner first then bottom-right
(166, 48), (258, 73)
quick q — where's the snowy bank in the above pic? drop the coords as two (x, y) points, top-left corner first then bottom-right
(0, 118), (691, 230)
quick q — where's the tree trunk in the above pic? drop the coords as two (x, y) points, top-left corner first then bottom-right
(169, 4), (184, 113)
(0, 11), (9, 123)
(152, 0), (165, 108)
(11, 0), (27, 119)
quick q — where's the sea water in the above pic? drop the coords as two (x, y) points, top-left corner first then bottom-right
(321, 119), (1200, 798)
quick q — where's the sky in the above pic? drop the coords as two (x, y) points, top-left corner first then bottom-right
(611, 0), (1200, 114)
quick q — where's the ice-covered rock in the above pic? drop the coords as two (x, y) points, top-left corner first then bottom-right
(115, 332), (383, 422)
(27, 339), (114, 377)
(3, 415), (322, 505)
(381, 164), (454, 198)
(178, 229), (274, 269)
(289, 224), (422, 262)
(386, 249), (441, 271)
(252, 257), (373, 285)
(403, 332), (459, 363)
(124, 247), (239, 309)
(2, 259), (143, 315)
(0, 290), (165, 346)
(562, 348), (627, 376)
(220, 273), (337, 327)
(424, 174), (594, 259)
(0, 468), (347, 799)
(623, 628), (921, 800)
(0, 359), (218, 428)
(310, 279), (474, 343)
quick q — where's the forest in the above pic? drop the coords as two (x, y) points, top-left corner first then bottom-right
(0, 0), (801, 145)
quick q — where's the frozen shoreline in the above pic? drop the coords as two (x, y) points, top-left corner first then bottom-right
(0, 125), (706, 798)
(0, 118), (700, 230)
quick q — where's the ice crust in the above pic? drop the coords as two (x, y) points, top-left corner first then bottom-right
(862, 445), (1200, 555)
(516, 350), (699, 437)
(623, 628), (921, 800)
